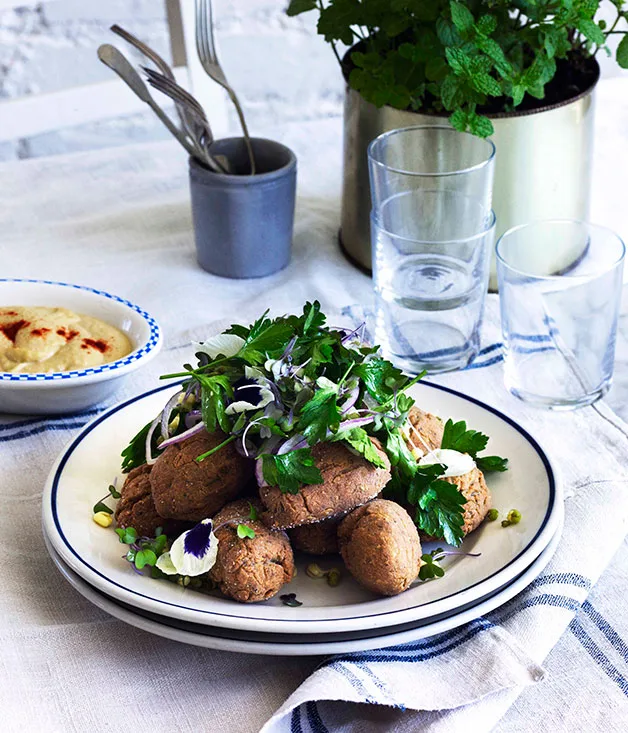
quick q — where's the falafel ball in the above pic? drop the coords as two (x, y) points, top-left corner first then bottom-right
(338, 499), (421, 596)
(115, 464), (193, 538)
(406, 406), (444, 458)
(445, 467), (491, 537)
(115, 465), (163, 538)
(289, 517), (340, 555)
(209, 499), (295, 603)
(150, 430), (253, 523)
(259, 440), (391, 531)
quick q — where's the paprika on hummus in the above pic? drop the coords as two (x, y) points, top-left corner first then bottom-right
(0, 307), (132, 373)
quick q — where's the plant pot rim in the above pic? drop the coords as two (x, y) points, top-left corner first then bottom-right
(189, 137), (297, 185)
(342, 44), (600, 120)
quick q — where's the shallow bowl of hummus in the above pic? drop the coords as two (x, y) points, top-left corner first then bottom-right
(0, 279), (162, 415)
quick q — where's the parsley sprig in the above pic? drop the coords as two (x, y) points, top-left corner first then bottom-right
(441, 419), (509, 473)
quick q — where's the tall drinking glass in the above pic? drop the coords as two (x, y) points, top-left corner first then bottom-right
(368, 126), (496, 374)
(496, 220), (625, 409)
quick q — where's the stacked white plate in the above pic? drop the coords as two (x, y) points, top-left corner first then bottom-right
(42, 382), (563, 656)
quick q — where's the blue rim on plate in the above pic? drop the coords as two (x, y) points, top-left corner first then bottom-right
(47, 381), (558, 625)
(0, 278), (161, 382)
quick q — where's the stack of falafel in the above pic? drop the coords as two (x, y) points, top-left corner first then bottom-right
(115, 406), (492, 603)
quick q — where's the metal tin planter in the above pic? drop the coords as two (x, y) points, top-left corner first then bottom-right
(340, 62), (599, 289)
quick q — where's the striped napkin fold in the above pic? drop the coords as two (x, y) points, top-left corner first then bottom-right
(259, 301), (628, 732)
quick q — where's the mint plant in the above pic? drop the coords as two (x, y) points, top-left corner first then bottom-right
(287, 1), (628, 137)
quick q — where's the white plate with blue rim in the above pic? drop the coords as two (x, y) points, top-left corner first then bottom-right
(0, 278), (162, 414)
(42, 381), (563, 635)
(45, 521), (562, 655)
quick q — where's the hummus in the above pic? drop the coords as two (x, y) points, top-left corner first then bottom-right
(0, 306), (132, 373)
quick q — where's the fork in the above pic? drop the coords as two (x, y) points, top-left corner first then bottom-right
(194, 0), (256, 174)
(144, 69), (228, 173)
(110, 25), (198, 142)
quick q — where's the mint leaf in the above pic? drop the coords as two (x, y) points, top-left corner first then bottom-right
(468, 112), (494, 137)
(475, 14), (497, 37)
(577, 19), (606, 46)
(450, 2), (474, 34)
(262, 449), (324, 495)
(617, 35), (628, 69)
(286, 0), (316, 16)
(248, 501), (259, 521)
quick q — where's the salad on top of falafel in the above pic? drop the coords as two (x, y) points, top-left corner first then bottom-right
(98, 302), (508, 603)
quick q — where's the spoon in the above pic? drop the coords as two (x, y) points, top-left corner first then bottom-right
(97, 44), (219, 169)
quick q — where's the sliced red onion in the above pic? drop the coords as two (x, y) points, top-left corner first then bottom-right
(280, 335), (297, 359)
(145, 415), (161, 465)
(339, 385), (360, 415)
(337, 416), (374, 431)
(340, 322), (366, 345)
(255, 458), (265, 486)
(185, 410), (202, 429)
(276, 433), (307, 455)
(260, 434), (283, 455)
(160, 390), (183, 440)
(158, 420), (206, 450)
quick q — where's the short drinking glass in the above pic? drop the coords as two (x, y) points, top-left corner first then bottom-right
(368, 126), (496, 374)
(496, 220), (626, 409)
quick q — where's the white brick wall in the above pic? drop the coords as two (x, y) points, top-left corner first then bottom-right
(0, 0), (625, 161)
(0, 0), (345, 160)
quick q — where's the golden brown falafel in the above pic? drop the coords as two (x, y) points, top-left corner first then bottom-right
(289, 517), (340, 555)
(150, 431), (253, 523)
(338, 499), (421, 596)
(405, 406), (444, 457)
(209, 499), (295, 603)
(259, 440), (391, 531)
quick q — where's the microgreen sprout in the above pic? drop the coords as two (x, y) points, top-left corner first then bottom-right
(115, 525), (169, 573)
(92, 483), (121, 515)
(418, 547), (482, 581)
(237, 524), (255, 539)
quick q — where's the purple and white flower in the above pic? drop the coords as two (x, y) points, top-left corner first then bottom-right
(156, 519), (219, 577)
(226, 366), (275, 415)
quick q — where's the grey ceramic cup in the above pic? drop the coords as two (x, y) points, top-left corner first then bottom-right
(189, 137), (297, 278)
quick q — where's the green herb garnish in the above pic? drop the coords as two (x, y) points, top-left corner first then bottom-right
(236, 524), (255, 539)
(441, 419), (509, 473)
(92, 484), (122, 515)
(120, 301), (507, 547)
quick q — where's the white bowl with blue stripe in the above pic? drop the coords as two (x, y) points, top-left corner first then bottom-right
(0, 279), (162, 415)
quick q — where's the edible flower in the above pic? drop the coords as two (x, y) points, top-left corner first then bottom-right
(156, 519), (219, 577)
(418, 448), (476, 477)
(226, 367), (275, 415)
(195, 334), (245, 360)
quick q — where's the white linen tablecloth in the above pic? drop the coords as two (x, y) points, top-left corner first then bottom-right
(0, 77), (627, 732)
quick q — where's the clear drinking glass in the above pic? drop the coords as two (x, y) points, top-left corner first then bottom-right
(368, 126), (496, 374)
(368, 126), (495, 215)
(496, 220), (626, 409)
